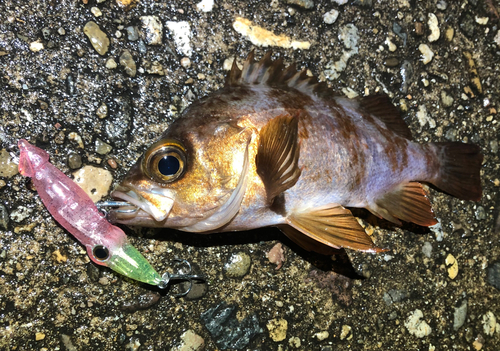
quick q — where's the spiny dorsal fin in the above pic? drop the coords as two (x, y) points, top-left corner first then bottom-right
(359, 94), (413, 140)
(369, 182), (437, 226)
(225, 51), (331, 97)
(255, 114), (301, 203)
(286, 204), (385, 252)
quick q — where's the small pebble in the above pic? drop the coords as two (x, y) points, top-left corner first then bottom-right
(340, 325), (352, 340)
(384, 57), (399, 67)
(422, 241), (432, 258)
(414, 22), (424, 36)
(10, 206), (33, 223)
(83, 21), (110, 55)
(482, 311), (497, 336)
(95, 138), (112, 155)
(180, 57), (191, 68)
(68, 132), (84, 148)
(0, 149), (19, 177)
(445, 254), (458, 279)
(289, 336), (301, 348)
(105, 58), (117, 69)
(140, 16), (163, 45)
(419, 44), (434, 64)
(314, 331), (329, 341)
(267, 318), (287, 342)
(126, 26), (139, 41)
(224, 252), (251, 278)
(172, 330), (205, 351)
(437, 0), (447, 10)
(120, 292), (161, 313)
(120, 49), (137, 77)
(107, 158), (118, 169)
(285, 0), (313, 9)
(67, 153), (82, 169)
(196, 0), (214, 12)
(0, 204), (9, 230)
(487, 262), (500, 290)
(96, 103), (108, 119)
(405, 309), (432, 338)
(58, 27), (66, 35)
(441, 91), (454, 107)
(91, 7), (102, 17)
(35, 332), (45, 341)
(29, 41), (44, 52)
(453, 299), (467, 330)
(267, 243), (285, 269)
(72, 165), (113, 202)
(427, 13), (440, 42)
(323, 9), (339, 25)
(475, 206), (485, 220)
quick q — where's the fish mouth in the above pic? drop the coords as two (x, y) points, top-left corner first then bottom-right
(110, 184), (175, 223)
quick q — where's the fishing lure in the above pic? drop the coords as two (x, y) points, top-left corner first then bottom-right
(18, 139), (203, 293)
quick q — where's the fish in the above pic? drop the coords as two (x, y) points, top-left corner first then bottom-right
(17, 139), (164, 286)
(109, 52), (482, 254)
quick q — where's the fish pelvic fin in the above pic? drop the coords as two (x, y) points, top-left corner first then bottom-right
(225, 51), (332, 97)
(370, 182), (438, 227)
(286, 204), (385, 253)
(431, 142), (483, 201)
(255, 114), (301, 204)
(278, 225), (341, 255)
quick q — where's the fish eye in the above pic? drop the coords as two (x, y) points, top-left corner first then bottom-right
(143, 139), (187, 183)
(93, 245), (110, 261)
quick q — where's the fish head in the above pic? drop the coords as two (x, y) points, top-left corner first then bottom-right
(111, 119), (253, 231)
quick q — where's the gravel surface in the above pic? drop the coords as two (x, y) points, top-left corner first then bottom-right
(1, 0), (499, 350)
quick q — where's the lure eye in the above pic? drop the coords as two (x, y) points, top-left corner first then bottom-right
(143, 139), (187, 183)
(93, 245), (110, 261)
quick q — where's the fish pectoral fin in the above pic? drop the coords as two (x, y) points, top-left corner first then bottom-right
(255, 114), (301, 204)
(286, 204), (385, 253)
(370, 182), (438, 227)
(278, 225), (341, 255)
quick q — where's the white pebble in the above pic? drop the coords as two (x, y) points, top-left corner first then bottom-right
(180, 57), (191, 68)
(91, 7), (102, 17)
(405, 309), (432, 338)
(323, 9), (339, 25)
(29, 40), (44, 52)
(427, 13), (440, 42)
(196, 0), (214, 12)
(418, 43), (434, 64)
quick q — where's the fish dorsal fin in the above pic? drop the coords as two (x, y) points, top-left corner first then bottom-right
(256, 114), (301, 203)
(369, 182), (437, 227)
(225, 51), (331, 97)
(359, 94), (413, 140)
(286, 204), (385, 252)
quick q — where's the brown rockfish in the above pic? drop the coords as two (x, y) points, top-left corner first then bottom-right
(110, 52), (482, 254)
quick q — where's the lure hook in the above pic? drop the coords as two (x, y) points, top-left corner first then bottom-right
(158, 259), (206, 297)
(96, 200), (139, 216)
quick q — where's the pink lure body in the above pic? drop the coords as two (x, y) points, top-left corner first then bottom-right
(18, 139), (126, 266)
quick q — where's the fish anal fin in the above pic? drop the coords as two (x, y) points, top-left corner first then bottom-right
(359, 94), (413, 140)
(286, 204), (385, 253)
(278, 225), (341, 256)
(256, 114), (301, 203)
(372, 182), (438, 227)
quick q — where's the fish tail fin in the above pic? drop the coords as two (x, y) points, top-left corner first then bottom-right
(431, 142), (483, 201)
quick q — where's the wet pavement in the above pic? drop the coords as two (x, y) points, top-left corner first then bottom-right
(1, 0), (500, 350)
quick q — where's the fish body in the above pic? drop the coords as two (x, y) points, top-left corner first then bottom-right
(112, 52), (482, 253)
(18, 139), (163, 285)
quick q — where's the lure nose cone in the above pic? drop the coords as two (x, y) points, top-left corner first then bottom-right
(105, 243), (162, 286)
